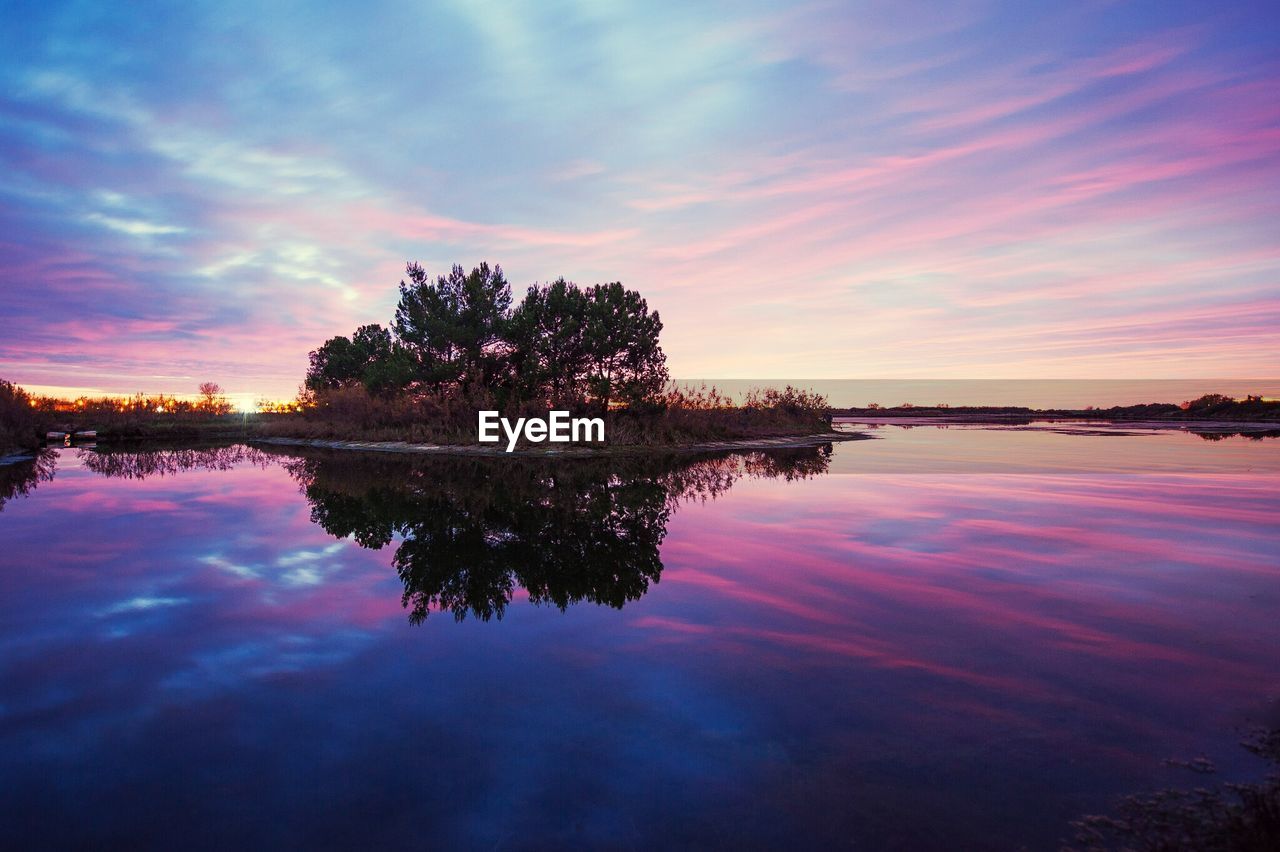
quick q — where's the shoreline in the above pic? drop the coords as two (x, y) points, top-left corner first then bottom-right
(835, 415), (1280, 433)
(252, 431), (867, 458)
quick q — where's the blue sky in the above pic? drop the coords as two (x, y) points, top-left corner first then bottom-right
(2, 0), (1278, 401)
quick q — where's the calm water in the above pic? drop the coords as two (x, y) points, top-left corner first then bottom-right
(1, 426), (1278, 850)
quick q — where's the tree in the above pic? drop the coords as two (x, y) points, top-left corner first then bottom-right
(305, 324), (401, 393)
(196, 382), (232, 415)
(392, 263), (512, 390)
(1, 378), (49, 454)
(508, 279), (668, 408)
(580, 282), (667, 408)
(360, 344), (416, 395)
(300, 262), (667, 410)
(1184, 393), (1233, 413)
(507, 278), (589, 403)
(198, 382), (221, 401)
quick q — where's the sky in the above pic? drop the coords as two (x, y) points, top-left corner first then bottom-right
(1, 0), (1278, 404)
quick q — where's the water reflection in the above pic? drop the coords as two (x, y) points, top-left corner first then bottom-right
(1194, 429), (1280, 441)
(41, 442), (833, 623)
(76, 444), (274, 478)
(0, 432), (1276, 849)
(0, 449), (56, 512)
(274, 446), (831, 622)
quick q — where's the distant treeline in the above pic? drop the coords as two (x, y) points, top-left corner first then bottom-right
(0, 379), (242, 453)
(832, 393), (1280, 422)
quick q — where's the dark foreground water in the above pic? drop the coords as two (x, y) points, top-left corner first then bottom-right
(1, 425), (1277, 850)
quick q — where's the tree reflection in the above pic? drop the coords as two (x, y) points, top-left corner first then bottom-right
(47, 441), (830, 622)
(1192, 429), (1280, 441)
(76, 444), (274, 478)
(276, 445), (832, 622)
(0, 449), (57, 513)
(1067, 726), (1280, 850)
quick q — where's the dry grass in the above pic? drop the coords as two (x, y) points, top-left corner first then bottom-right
(4, 378), (834, 449)
(261, 383), (832, 447)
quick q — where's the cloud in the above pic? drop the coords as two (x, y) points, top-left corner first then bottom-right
(0, 1), (1276, 397)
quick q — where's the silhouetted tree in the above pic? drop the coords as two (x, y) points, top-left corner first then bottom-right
(303, 262), (668, 410)
(196, 382), (233, 415)
(509, 278), (667, 408)
(0, 378), (49, 453)
(507, 278), (590, 403)
(392, 262), (512, 390)
(581, 282), (667, 408)
(1184, 393), (1234, 413)
(305, 323), (404, 393)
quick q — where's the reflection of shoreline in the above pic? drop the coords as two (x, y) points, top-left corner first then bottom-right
(76, 444), (274, 478)
(27, 441), (834, 623)
(253, 431), (865, 458)
(0, 449), (56, 512)
(279, 444), (833, 622)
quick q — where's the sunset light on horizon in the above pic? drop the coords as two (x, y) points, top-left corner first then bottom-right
(2, 1), (1278, 401)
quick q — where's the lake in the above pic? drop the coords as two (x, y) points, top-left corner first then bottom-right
(1, 423), (1277, 849)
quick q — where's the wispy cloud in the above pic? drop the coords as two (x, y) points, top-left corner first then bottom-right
(0, 0), (1276, 397)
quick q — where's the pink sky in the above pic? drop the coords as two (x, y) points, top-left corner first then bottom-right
(1, 1), (1277, 403)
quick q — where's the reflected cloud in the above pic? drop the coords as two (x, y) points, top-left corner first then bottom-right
(0, 434), (1277, 848)
(101, 596), (188, 616)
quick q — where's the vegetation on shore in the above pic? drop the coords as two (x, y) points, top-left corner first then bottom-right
(834, 393), (1280, 422)
(287, 261), (831, 445)
(257, 382), (832, 447)
(0, 379), (250, 456)
(0, 378), (832, 454)
(7, 374), (1280, 455)
(0, 379), (44, 456)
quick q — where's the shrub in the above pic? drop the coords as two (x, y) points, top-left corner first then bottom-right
(0, 379), (49, 453)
